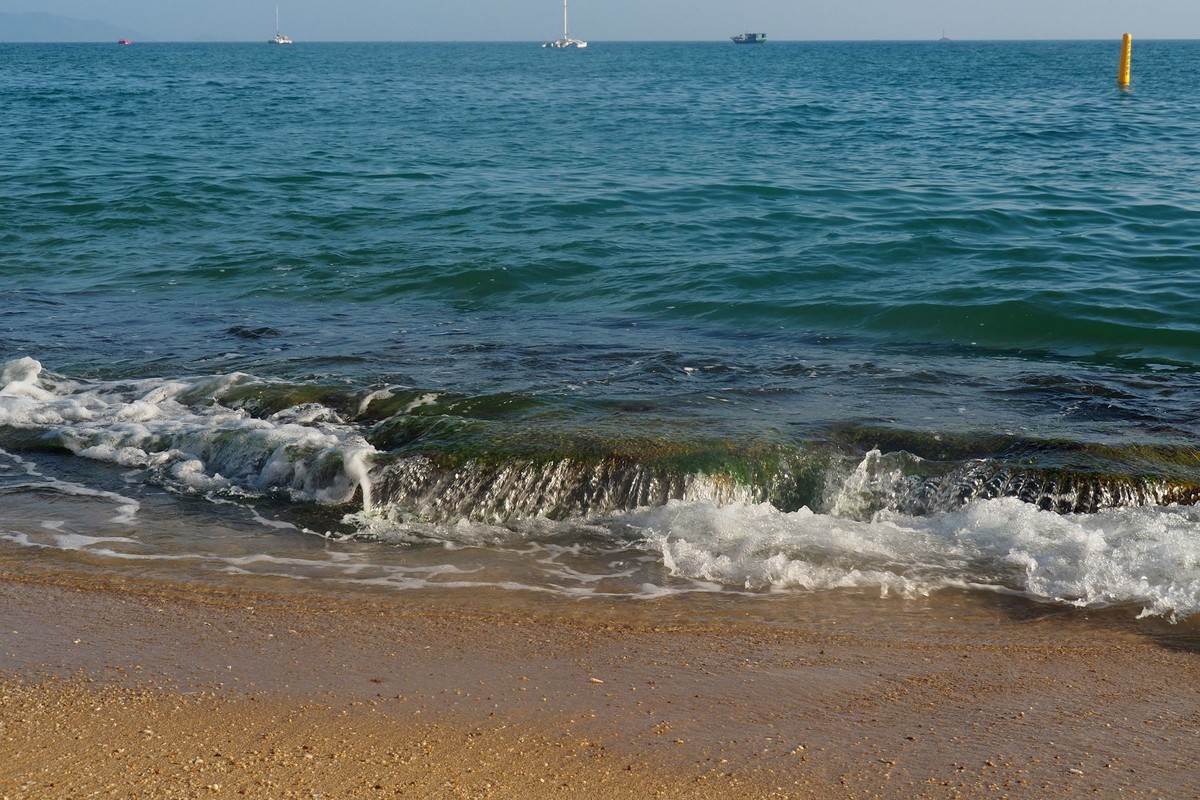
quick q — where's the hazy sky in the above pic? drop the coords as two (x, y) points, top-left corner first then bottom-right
(2, 0), (1196, 42)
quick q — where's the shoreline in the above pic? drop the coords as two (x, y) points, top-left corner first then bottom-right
(3, 567), (1200, 798)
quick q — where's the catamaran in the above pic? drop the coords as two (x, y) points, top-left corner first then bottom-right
(269, 3), (293, 44)
(543, 0), (587, 48)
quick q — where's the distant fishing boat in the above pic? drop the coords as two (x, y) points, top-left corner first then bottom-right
(731, 33), (766, 44)
(117, 39), (132, 46)
(269, 3), (293, 44)
(543, 0), (587, 48)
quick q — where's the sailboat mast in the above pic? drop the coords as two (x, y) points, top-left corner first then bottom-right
(276, 3), (281, 35)
(563, 0), (569, 38)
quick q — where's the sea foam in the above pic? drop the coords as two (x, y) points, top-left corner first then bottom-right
(624, 496), (1200, 618)
(0, 358), (377, 507)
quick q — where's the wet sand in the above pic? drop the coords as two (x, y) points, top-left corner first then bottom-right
(3, 565), (1199, 799)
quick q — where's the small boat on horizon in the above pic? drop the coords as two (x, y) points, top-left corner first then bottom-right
(269, 3), (293, 44)
(117, 39), (132, 45)
(731, 32), (766, 45)
(543, 0), (587, 48)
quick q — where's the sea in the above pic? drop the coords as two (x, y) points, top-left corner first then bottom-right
(3, 40), (1200, 622)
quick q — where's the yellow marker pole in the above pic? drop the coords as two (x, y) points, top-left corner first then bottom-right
(1117, 33), (1132, 87)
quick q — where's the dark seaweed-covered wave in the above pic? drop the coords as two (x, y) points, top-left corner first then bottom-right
(3, 361), (1200, 532)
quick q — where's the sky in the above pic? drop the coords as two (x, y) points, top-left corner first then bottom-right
(1, 1), (1196, 43)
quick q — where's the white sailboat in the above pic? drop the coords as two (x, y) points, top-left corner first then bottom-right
(269, 3), (293, 44)
(543, 0), (587, 48)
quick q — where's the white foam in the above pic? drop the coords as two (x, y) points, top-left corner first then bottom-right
(347, 511), (523, 547)
(0, 357), (54, 402)
(270, 403), (342, 425)
(115, 400), (164, 423)
(402, 393), (441, 414)
(0, 358), (377, 509)
(169, 457), (233, 493)
(621, 496), (1200, 619)
(357, 388), (394, 416)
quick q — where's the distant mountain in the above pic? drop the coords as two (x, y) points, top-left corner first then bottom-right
(0, 12), (144, 43)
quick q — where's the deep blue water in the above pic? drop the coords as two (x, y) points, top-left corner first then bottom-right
(3, 41), (1200, 616)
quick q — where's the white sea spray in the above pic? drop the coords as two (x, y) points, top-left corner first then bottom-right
(0, 358), (377, 507)
(624, 495), (1200, 618)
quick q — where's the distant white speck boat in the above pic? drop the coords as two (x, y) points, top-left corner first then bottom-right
(269, 3), (293, 44)
(543, 0), (587, 48)
(731, 33), (766, 44)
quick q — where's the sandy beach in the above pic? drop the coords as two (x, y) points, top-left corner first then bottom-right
(3, 561), (1200, 799)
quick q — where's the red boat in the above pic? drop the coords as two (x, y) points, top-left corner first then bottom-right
(118, 39), (132, 45)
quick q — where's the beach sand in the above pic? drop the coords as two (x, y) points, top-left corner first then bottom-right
(2, 562), (1199, 799)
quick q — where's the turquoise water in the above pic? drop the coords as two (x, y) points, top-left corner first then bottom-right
(4, 41), (1200, 617)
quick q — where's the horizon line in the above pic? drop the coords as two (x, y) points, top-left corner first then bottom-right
(2, 37), (1190, 44)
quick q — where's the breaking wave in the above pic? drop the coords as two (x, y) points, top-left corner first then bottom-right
(5, 357), (1200, 618)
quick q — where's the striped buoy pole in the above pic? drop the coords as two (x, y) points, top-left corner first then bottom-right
(1117, 33), (1132, 87)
